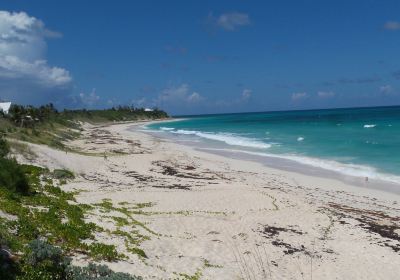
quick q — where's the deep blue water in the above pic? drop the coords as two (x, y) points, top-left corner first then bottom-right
(147, 106), (400, 184)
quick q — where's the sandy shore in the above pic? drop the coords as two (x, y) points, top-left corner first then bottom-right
(20, 121), (400, 279)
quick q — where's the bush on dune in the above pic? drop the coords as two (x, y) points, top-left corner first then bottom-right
(0, 136), (29, 194)
(0, 136), (9, 158)
(66, 263), (142, 280)
(0, 158), (29, 194)
(53, 169), (75, 180)
(20, 239), (70, 280)
(0, 229), (20, 280)
(14, 240), (142, 280)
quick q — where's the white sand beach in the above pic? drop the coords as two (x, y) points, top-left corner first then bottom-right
(19, 121), (400, 280)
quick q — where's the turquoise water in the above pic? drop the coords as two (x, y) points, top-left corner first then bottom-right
(147, 106), (400, 184)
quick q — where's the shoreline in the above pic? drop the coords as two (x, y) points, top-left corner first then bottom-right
(143, 119), (400, 195)
(18, 120), (400, 279)
(133, 121), (400, 202)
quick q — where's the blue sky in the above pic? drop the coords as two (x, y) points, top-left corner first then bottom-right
(0, 0), (400, 115)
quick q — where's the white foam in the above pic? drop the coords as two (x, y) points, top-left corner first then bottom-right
(297, 137), (304, 141)
(170, 129), (271, 149)
(160, 127), (175, 131)
(138, 128), (160, 133)
(363, 124), (377, 128)
(205, 148), (400, 185)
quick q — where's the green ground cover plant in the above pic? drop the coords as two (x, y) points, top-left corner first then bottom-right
(0, 136), (140, 279)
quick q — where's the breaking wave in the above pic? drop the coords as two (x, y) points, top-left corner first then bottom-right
(170, 129), (271, 149)
(363, 124), (377, 128)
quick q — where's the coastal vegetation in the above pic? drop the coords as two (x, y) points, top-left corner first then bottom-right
(0, 103), (168, 150)
(0, 134), (142, 279)
(0, 103), (170, 279)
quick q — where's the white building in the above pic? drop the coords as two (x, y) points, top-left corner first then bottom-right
(0, 102), (11, 114)
(144, 108), (154, 112)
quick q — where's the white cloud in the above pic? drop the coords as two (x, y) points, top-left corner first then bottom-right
(0, 56), (70, 87)
(380, 85), (393, 95)
(215, 89), (253, 107)
(187, 92), (203, 103)
(160, 84), (189, 101)
(217, 12), (250, 31)
(241, 89), (252, 101)
(317, 91), (335, 98)
(208, 12), (251, 31)
(0, 11), (71, 103)
(291, 92), (308, 101)
(158, 84), (204, 104)
(79, 88), (100, 106)
(384, 21), (400, 30)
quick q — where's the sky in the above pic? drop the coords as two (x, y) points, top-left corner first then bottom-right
(0, 0), (400, 115)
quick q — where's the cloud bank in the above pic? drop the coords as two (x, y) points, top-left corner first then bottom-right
(158, 84), (204, 105)
(131, 84), (205, 114)
(0, 11), (71, 104)
(131, 85), (254, 114)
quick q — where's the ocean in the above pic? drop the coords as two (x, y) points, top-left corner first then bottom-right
(145, 106), (400, 186)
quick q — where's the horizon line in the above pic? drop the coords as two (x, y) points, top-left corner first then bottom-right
(173, 104), (400, 118)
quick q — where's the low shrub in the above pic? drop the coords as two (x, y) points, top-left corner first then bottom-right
(53, 169), (75, 180)
(0, 158), (29, 194)
(0, 136), (9, 158)
(20, 239), (70, 280)
(0, 136), (29, 194)
(0, 225), (20, 280)
(16, 240), (142, 280)
(66, 263), (142, 280)
(87, 243), (123, 262)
